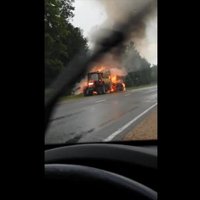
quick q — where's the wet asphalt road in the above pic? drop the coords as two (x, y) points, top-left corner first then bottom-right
(45, 85), (157, 144)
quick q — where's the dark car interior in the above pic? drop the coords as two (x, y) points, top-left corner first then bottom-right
(45, 140), (157, 199)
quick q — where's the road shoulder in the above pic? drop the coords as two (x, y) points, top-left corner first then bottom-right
(123, 109), (157, 141)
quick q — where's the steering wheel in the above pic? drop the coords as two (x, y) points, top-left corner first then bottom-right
(45, 164), (157, 200)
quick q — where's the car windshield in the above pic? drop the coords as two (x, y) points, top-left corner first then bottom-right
(45, 0), (157, 145)
(89, 73), (99, 81)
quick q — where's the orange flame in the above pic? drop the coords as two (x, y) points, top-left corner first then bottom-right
(74, 65), (126, 94)
(122, 82), (126, 91)
(111, 75), (117, 83)
(91, 66), (106, 72)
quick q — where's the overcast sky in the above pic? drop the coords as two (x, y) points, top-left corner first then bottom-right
(71, 0), (106, 41)
(71, 0), (157, 65)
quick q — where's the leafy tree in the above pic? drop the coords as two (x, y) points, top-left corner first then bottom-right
(45, 0), (88, 87)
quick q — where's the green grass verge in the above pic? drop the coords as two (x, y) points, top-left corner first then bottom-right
(59, 93), (84, 102)
(126, 83), (157, 91)
(58, 83), (157, 103)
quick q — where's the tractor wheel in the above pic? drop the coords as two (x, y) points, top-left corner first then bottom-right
(84, 88), (90, 96)
(97, 87), (103, 95)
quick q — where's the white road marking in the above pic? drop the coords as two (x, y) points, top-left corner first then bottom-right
(95, 99), (106, 103)
(125, 93), (131, 96)
(103, 102), (157, 141)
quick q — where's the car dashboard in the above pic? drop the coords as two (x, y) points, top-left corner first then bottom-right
(45, 140), (157, 195)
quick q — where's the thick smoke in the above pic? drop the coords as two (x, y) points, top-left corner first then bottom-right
(73, 51), (127, 95)
(73, 0), (157, 94)
(92, 0), (157, 65)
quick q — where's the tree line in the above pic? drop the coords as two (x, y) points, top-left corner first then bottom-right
(123, 42), (157, 87)
(125, 65), (157, 87)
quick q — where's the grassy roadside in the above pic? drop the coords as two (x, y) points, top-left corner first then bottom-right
(126, 83), (157, 91)
(59, 93), (84, 102)
(58, 83), (157, 103)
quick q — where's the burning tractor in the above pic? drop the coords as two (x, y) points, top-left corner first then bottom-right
(83, 70), (126, 96)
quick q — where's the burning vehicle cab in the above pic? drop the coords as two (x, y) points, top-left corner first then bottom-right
(83, 69), (125, 96)
(84, 72), (106, 96)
